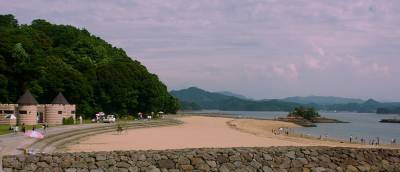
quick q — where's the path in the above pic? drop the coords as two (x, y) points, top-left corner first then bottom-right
(0, 118), (182, 171)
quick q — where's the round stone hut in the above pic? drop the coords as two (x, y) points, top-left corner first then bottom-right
(17, 90), (38, 125)
(45, 92), (75, 125)
(0, 91), (76, 126)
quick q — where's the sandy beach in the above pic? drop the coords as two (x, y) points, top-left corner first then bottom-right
(65, 116), (390, 152)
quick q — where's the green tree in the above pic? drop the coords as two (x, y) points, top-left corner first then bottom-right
(288, 107), (320, 120)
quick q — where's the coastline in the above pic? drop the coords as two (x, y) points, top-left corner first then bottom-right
(64, 115), (400, 153)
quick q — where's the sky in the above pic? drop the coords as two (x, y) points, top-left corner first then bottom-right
(1, 0), (400, 101)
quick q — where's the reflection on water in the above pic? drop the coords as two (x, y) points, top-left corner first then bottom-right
(186, 110), (400, 144)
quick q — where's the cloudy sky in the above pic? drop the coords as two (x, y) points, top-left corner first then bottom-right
(1, 0), (400, 101)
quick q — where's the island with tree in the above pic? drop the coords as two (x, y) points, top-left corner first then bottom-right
(277, 107), (347, 127)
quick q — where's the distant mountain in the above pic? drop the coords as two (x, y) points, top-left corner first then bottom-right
(170, 87), (300, 111)
(282, 96), (364, 105)
(325, 99), (400, 113)
(171, 87), (400, 113)
(216, 91), (248, 99)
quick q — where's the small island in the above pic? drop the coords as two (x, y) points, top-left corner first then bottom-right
(277, 107), (347, 127)
(380, 118), (400, 123)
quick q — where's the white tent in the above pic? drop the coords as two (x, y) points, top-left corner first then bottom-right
(5, 114), (16, 120)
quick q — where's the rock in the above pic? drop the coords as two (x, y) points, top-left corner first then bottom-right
(229, 155), (242, 161)
(335, 167), (343, 172)
(43, 168), (53, 172)
(262, 166), (273, 172)
(250, 159), (262, 169)
(297, 158), (308, 165)
(312, 167), (326, 172)
(24, 163), (37, 171)
(77, 169), (89, 172)
(303, 168), (310, 172)
(128, 166), (139, 172)
(191, 157), (205, 165)
(263, 154), (273, 161)
(178, 157), (191, 165)
(217, 155), (229, 163)
(2, 168), (12, 172)
(286, 151), (296, 159)
(37, 161), (50, 168)
(206, 160), (217, 168)
(65, 168), (77, 172)
(147, 167), (161, 172)
(158, 159), (175, 169)
(90, 169), (104, 172)
(234, 168), (247, 172)
(96, 161), (109, 168)
(116, 162), (131, 168)
(180, 165), (194, 171)
(291, 159), (303, 168)
(197, 163), (211, 171)
(138, 154), (147, 161)
(357, 165), (370, 172)
(233, 161), (242, 167)
(119, 168), (129, 172)
(219, 165), (230, 172)
(302, 150), (311, 155)
(346, 165), (358, 172)
(279, 160), (291, 169)
(96, 154), (107, 161)
(107, 166), (118, 172)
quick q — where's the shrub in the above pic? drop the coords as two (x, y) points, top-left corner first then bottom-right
(63, 117), (75, 125)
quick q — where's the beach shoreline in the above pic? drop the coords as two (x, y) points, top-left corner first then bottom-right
(64, 115), (399, 153)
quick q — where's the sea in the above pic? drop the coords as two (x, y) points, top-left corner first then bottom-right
(185, 110), (400, 144)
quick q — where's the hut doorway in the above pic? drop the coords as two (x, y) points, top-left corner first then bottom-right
(37, 112), (44, 123)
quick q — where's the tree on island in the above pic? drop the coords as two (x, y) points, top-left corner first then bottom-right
(288, 107), (320, 120)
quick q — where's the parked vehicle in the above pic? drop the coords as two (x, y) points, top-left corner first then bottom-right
(103, 115), (116, 123)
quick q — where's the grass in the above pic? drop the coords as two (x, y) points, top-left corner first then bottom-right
(0, 124), (44, 135)
(0, 125), (12, 135)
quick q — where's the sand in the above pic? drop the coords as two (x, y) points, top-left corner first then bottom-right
(65, 116), (389, 152)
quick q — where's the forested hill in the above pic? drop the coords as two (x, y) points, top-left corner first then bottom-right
(0, 14), (179, 117)
(170, 87), (300, 111)
(282, 96), (364, 105)
(171, 87), (400, 113)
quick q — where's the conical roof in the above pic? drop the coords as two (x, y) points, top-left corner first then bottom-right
(51, 92), (69, 104)
(17, 90), (38, 105)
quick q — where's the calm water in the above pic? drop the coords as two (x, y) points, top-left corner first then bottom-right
(186, 110), (400, 144)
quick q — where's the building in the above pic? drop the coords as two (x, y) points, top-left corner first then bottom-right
(0, 91), (76, 125)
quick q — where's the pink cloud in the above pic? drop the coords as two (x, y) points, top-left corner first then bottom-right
(304, 55), (322, 70)
(272, 63), (299, 80)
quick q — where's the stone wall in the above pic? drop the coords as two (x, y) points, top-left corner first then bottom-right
(3, 147), (400, 172)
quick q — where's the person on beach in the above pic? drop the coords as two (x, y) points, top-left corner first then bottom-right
(13, 126), (18, 134)
(349, 135), (353, 143)
(21, 123), (25, 133)
(42, 123), (47, 133)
